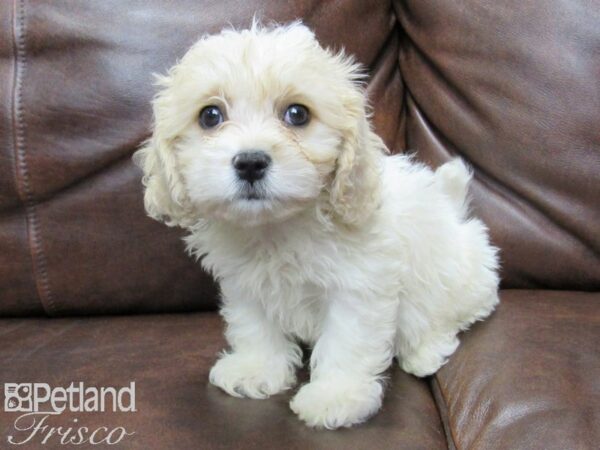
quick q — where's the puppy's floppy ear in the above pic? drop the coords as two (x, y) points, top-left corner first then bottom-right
(329, 89), (386, 226)
(133, 136), (194, 228)
(132, 69), (199, 228)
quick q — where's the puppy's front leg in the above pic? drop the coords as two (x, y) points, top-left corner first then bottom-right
(290, 292), (397, 429)
(209, 281), (302, 399)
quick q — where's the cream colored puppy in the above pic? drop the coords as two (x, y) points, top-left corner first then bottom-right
(134, 22), (499, 429)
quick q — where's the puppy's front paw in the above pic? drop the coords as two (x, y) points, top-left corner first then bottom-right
(290, 377), (383, 429)
(209, 352), (296, 399)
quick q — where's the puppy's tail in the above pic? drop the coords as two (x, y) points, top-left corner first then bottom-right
(434, 158), (472, 217)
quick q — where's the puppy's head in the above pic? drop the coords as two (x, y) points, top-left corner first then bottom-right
(134, 22), (385, 228)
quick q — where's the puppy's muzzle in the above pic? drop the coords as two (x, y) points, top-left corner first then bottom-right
(232, 151), (272, 184)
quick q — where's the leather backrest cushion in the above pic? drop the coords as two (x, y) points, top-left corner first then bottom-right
(394, 0), (600, 290)
(1, 1), (598, 317)
(0, 1), (398, 316)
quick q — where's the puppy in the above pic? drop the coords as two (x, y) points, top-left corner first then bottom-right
(134, 22), (500, 429)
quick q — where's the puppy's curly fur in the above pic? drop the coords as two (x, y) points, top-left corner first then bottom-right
(134, 22), (500, 429)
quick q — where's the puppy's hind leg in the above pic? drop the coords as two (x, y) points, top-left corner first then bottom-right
(397, 331), (459, 377)
(395, 287), (498, 377)
(394, 298), (460, 377)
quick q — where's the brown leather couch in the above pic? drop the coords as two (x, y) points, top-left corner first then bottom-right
(1, 1), (598, 449)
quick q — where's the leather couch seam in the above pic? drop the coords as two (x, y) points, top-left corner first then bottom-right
(11, 0), (56, 316)
(391, 0), (408, 153)
(367, 2), (398, 74)
(430, 375), (459, 450)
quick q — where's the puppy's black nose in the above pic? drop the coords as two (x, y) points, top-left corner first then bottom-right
(232, 151), (272, 183)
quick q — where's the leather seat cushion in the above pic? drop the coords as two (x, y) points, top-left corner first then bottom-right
(0, 312), (446, 449)
(1, 290), (597, 449)
(433, 290), (600, 450)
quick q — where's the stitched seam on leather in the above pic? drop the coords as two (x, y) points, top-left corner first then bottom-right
(431, 375), (459, 450)
(12, 0), (56, 316)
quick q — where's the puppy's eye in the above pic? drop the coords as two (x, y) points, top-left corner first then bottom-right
(199, 105), (224, 129)
(283, 104), (310, 127)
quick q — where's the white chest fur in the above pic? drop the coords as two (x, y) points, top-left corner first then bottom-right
(186, 213), (357, 342)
